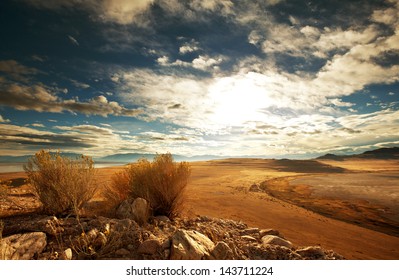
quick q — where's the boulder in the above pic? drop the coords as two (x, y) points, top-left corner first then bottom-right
(170, 229), (215, 260)
(211, 241), (234, 260)
(296, 246), (325, 259)
(138, 239), (161, 255)
(260, 229), (280, 237)
(241, 228), (260, 235)
(0, 232), (47, 260)
(262, 235), (293, 249)
(115, 199), (133, 219)
(115, 198), (150, 225)
(132, 198), (150, 226)
(241, 235), (258, 242)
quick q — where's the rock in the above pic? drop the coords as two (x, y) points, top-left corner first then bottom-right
(93, 232), (107, 249)
(63, 248), (73, 260)
(115, 198), (151, 225)
(241, 235), (258, 242)
(241, 228), (260, 235)
(260, 229), (280, 237)
(115, 248), (130, 256)
(296, 246), (325, 259)
(0, 240), (15, 260)
(154, 216), (170, 223)
(132, 198), (151, 225)
(161, 239), (171, 249)
(249, 184), (261, 192)
(0, 232), (47, 260)
(262, 235), (293, 249)
(138, 239), (161, 255)
(115, 199), (133, 219)
(211, 241), (234, 260)
(170, 229), (215, 260)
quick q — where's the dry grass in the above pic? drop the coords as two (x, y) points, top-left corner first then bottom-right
(0, 180), (8, 203)
(112, 153), (191, 218)
(24, 150), (97, 216)
(103, 168), (132, 209)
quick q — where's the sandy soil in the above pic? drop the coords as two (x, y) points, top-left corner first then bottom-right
(1, 159), (399, 259)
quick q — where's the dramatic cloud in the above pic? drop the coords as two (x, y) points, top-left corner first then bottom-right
(22, 0), (154, 25)
(2, 0), (398, 157)
(0, 82), (142, 117)
(0, 60), (38, 82)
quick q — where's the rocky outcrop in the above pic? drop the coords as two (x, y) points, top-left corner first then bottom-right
(0, 232), (47, 260)
(1, 214), (344, 260)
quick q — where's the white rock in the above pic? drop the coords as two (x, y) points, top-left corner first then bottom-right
(262, 235), (293, 249)
(170, 230), (215, 260)
(1, 232), (47, 260)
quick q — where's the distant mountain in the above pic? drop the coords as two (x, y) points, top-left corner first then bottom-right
(96, 153), (154, 163)
(97, 153), (224, 163)
(358, 147), (399, 159)
(315, 153), (345, 161)
(0, 152), (84, 163)
(316, 147), (399, 160)
(0, 152), (224, 164)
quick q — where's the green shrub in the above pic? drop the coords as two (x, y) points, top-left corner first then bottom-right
(24, 150), (97, 216)
(112, 153), (191, 218)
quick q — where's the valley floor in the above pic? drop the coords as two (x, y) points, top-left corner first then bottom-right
(1, 158), (399, 259)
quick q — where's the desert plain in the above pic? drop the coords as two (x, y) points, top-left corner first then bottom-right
(1, 157), (399, 260)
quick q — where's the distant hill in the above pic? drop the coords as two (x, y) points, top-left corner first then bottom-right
(97, 153), (224, 163)
(317, 147), (399, 160)
(0, 152), (84, 163)
(0, 152), (223, 163)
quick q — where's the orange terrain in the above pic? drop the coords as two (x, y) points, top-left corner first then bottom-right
(1, 158), (399, 259)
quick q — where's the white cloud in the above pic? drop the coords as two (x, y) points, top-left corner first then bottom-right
(23, 0), (154, 25)
(371, 7), (398, 25)
(67, 35), (79, 46)
(0, 115), (10, 123)
(192, 55), (224, 70)
(70, 79), (90, 89)
(0, 82), (142, 117)
(100, 0), (154, 24)
(179, 39), (200, 54)
(31, 123), (45, 127)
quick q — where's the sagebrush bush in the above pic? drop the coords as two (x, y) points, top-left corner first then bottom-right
(24, 150), (97, 216)
(103, 169), (132, 209)
(112, 153), (191, 218)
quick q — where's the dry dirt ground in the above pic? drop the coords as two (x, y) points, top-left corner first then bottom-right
(1, 158), (399, 259)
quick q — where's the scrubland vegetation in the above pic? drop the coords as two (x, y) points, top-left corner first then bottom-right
(24, 150), (97, 216)
(22, 150), (190, 219)
(110, 153), (191, 218)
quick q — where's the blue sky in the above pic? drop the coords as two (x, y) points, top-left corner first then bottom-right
(0, 0), (398, 158)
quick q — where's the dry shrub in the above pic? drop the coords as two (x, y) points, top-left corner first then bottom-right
(112, 153), (191, 218)
(103, 168), (132, 208)
(24, 150), (97, 216)
(0, 181), (7, 203)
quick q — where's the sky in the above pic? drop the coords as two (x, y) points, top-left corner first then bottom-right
(0, 0), (398, 158)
